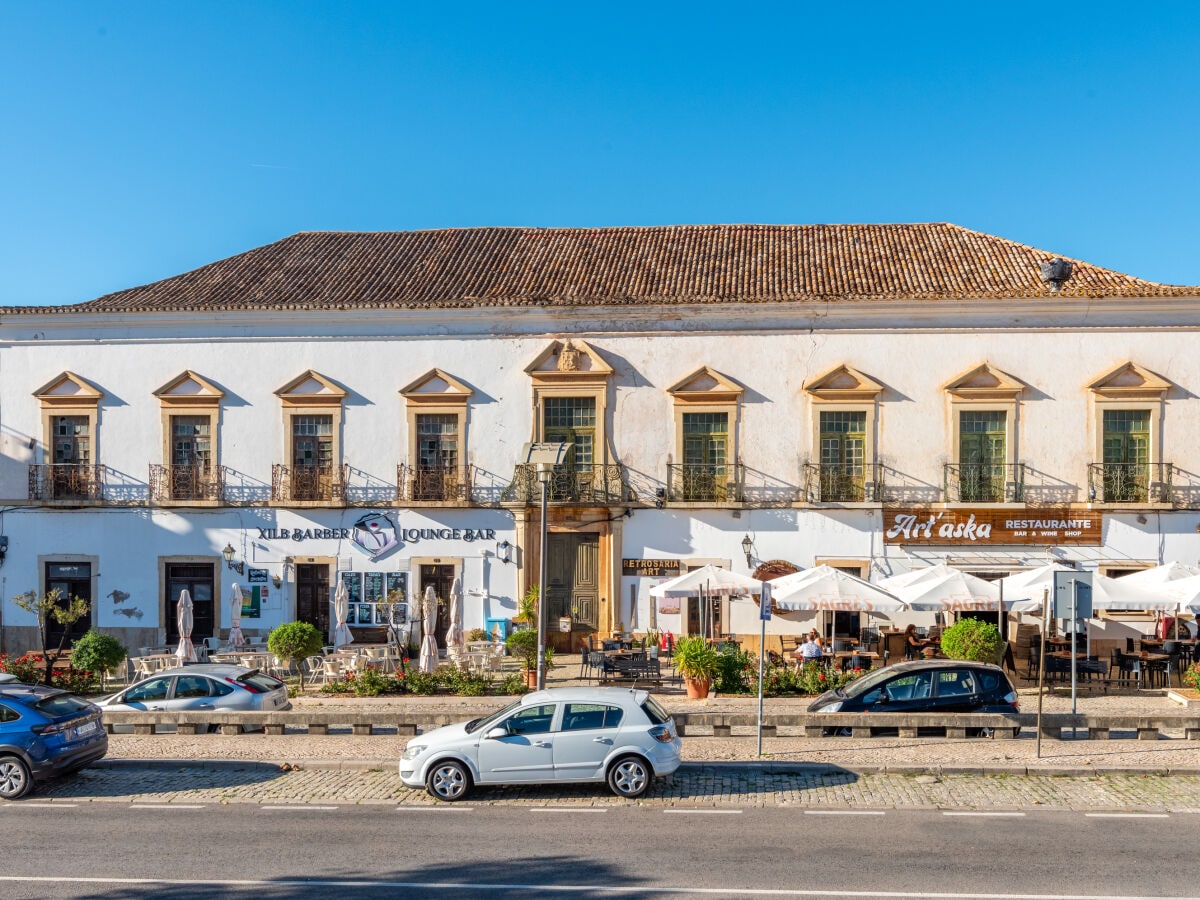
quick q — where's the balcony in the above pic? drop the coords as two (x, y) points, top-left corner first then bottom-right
(801, 462), (883, 503)
(28, 464), (106, 504)
(1087, 462), (1174, 504)
(149, 464), (227, 503)
(665, 463), (744, 504)
(397, 464), (475, 503)
(943, 463), (1025, 503)
(272, 464), (349, 504)
(502, 464), (630, 505)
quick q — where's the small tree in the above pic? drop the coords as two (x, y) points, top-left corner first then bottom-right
(70, 629), (128, 691)
(13, 588), (90, 685)
(267, 622), (324, 687)
(939, 618), (1004, 663)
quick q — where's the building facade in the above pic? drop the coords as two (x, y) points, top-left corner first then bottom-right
(1, 224), (1198, 654)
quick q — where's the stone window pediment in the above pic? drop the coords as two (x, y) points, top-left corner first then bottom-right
(1088, 362), (1171, 401)
(33, 371), (104, 406)
(525, 339), (613, 386)
(400, 369), (474, 406)
(667, 366), (743, 405)
(804, 365), (883, 402)
(944, 363), (1024, 401)
(153, 370), (225, 407)
(275, 370), (347, 407)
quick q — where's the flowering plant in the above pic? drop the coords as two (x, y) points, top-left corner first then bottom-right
(1182, 662), (1200, 692)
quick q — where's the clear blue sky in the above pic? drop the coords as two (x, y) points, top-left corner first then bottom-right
(3, 2), (1199, 306)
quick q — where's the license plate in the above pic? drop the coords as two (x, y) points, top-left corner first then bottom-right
(76, 720), (97, 736)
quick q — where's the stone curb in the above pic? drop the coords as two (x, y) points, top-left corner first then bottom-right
(93, 757), (1200, 777)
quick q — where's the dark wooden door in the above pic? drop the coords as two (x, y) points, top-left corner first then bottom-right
(165, 563), (215, 645)
(45, 562), (92, 649)
(547, 534), (599, 631)
(419, 565), (456, 649)
(296, 564), (330, 639)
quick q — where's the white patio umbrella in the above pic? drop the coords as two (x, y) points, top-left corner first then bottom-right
(649, 565), (763, 640)
(772, 565), (908, 614)
(418, 585), (439, 674)
(174, 588), (197, 663)
(1144, 574), (1200, 616)
(997, 563), (1075, 613)
(1117, 562), (1200, 587)
(227, 582), (247, 649)
(333, 578), (354, 648)
(446, 576), (465, 657)
(1089, 573), (1179, 612)
(879, 564), (1001, 612)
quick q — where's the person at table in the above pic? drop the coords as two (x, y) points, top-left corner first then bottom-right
(796, 633), (824, 664)
(903, 624), (928, 660)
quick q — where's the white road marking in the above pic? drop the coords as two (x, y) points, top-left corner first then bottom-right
(531, 807), (608, 813)
(260, 805), (338, 811)
(128, 804), (207, 810)
(2, 803), (76, 809)
(0, 875), (1182, 897)
(1084, 812), (1170, 819)
(804, 809), (886, 816)
(943, 812), (1026, 817)
(663, 808), (743, 814)
(402, 806), (474, 812)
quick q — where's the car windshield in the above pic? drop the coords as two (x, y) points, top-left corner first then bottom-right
(465, 699), (524, 734)
(840, 666), (904, 699)
(641, 696), (670, 725)
(238, 673), (284, 692)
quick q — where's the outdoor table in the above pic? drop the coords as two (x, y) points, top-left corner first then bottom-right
(140, 654), (180, 672)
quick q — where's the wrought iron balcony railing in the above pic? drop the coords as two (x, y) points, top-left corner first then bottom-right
(502, 464), (629, 504)
(801, 462), (883, 502)
(149, 464), (227, 502)
(1087, 462), (1173, 503)
(397, 464), (475, 502)
(943, 462), (1025, 503)
(28, 464), (106, 503)
(272, 463), (349, 503)
(665, 463), (744, 503)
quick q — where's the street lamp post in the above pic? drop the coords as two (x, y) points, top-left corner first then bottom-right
(536, 461), (551, 691)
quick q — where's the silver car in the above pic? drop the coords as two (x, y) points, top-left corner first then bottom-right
(97, 664), (290, 731)
(400, 686), (682, 801)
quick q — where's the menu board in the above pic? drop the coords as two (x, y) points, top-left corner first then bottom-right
(364, 572), (385, 604)
(340, 571), (362, 603)
(386, 572), (408, 601)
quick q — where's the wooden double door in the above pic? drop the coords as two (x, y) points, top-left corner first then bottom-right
(546, 534), (600, 631)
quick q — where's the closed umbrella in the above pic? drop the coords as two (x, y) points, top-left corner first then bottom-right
(174, 588), (197, 663)
(446, 577), (465, 659)
(333, 578), (354, 648)
(227, 582), (247, 649)
(419, 585), (439, 674)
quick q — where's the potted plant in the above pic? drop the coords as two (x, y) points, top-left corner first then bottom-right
(644, 628), (662, 659)
(512, 585), (539, 630)
(505, 628), (551, 688)
(673, 635), (718, 699)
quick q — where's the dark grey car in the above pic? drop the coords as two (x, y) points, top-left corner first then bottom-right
(97, 664), (289, 731)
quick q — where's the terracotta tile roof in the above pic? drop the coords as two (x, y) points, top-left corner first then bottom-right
(6, 223), (1197, 315)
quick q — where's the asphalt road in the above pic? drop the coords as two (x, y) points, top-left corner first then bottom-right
(1, 801), (1197, 899)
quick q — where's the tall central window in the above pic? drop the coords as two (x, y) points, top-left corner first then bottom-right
(172, 415), (211, 470)
(819, 411), (865, 501)
(958, 410), (1006, 502)
(544, 397), (595, 473)
(417, 414), (458, 469)
(682, 412), (728, 500)
(1102, 409), (1150, 501)
(54, 416), (90, 465)
(292, 415), (333, 469)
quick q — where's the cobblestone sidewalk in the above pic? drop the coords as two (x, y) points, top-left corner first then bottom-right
(35, 762), (1200, 812)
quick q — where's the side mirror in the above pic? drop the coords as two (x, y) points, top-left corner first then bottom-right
(485, 726), (507, 740)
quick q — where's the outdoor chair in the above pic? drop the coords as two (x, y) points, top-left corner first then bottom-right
(1126, 637), (1137, 653)
(1161, 641), (1187, 687)
(1026, 642), (1042, 679)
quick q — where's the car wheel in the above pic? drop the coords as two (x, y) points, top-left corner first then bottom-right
(0, 756), (32, 801)
(1012, 727), (1022, 739)
(607, 755), (652, 799)
(426, 760), (471, 801)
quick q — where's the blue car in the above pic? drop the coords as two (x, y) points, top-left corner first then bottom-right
(0, 673), (108, 800)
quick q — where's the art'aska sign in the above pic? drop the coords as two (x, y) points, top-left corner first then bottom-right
(882, 509), (1102, 546)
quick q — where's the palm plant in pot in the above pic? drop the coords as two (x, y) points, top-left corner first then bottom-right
(672, 635), (719, 699)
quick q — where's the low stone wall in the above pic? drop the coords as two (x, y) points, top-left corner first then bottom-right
(99, 709), (1200, 740)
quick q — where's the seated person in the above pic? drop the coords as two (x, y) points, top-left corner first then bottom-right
(797, 635), (824, 662)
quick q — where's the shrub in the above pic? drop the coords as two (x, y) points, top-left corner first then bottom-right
(672, 636), (719, 683)
(939, 618), (1004, 663)
(70, 630), (128, 685)
(0, 652), (43, 684)
(506, 628), (541, 670)
(1183, 663), (1200, 691)
(267, 622), (325, 686)
(467, 628), (488, 642)
(501, 673), (529, 695)
(406, 671), (440, 695)
(713, 644), (756, 694)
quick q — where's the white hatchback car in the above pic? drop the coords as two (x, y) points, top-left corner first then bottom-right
(400, 686), (682, 801)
